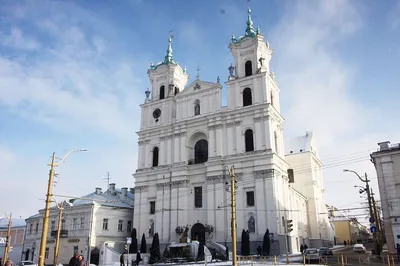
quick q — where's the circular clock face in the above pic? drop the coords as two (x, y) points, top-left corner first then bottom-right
(153, 108), (161, 119)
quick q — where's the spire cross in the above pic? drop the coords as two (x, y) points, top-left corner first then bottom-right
(196, 66), (200, 79)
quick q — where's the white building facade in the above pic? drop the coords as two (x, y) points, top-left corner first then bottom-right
(23, 184), (134, 265)
(0, 218), (26, 264)
(371, 141), (400, 254)
(133, 10), (312, 255)
(285, 131), (335, 247)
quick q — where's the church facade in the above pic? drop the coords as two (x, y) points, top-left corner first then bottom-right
(133, 10), (324, 254)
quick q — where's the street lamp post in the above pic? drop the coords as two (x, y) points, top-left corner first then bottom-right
(38, 149), (87, 266)
(343, 169), (380, 255)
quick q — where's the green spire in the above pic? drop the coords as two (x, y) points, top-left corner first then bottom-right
(163, 35), (175, 65)
(245, 8), (256, 38)
(256, 25), (261, 35)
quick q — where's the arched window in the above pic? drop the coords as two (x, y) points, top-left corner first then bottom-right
(159, 85), (165, 100)
(243, 88), (252, 107)
(248, 216), (256, 233)
(245, 129), (254, 152)
(245, 60), (252, 77)
(152, 147), (159, 167)
(194, 100), (200, 116)
(194, 139), (208, 164)
(149, 220), (154, 237)
(270, 91), (274, 106)
(274, 131), (279, 153)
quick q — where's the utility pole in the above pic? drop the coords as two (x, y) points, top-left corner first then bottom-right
(53, 203), (63, 266)
(229, 166), (237, 266)
(371, 190), (382, 246)
(38, 149), (87, 266)
(2, 213), (12, 266)
(344, 169), (380, 255)
(38, 152), (56, 266)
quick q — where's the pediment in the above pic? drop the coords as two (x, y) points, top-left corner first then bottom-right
(177, 79), (221, 97)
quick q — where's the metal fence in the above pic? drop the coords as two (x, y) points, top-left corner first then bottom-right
(236, 253), (400, 265)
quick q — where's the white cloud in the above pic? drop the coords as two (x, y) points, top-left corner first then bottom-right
(269, 0), (399, 217)
(0, 2), (145, 217)
(0, 27), (40, 50)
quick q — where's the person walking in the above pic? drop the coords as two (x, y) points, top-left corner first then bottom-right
(120, 252), (125, 266)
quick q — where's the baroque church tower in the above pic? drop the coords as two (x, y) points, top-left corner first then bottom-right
(133, 10), (307, 254)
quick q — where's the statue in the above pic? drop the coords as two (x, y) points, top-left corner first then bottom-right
(179, 226), (190, 243)
(217, 76), (220, 83)
(248, 216), (255, 233)
(228, 64), (235, 77)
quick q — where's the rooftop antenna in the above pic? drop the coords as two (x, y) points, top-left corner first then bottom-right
(196, 65), (200, 80)
(101, 172), (111, 188)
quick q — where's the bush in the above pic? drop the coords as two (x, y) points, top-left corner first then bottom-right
(140, 234), (147, 253)
(263, 229), (271, 256)
(149, 233), (160, 264)
(129, 228), (138, 254)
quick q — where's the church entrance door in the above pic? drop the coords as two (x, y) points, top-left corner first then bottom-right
(191, 223), (206, 245)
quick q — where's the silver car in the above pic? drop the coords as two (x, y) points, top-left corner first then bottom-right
(304, 248), (321, 261)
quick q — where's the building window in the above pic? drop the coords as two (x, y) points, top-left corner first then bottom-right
(246, 191), (255, 207)
(127, 221), (132, 232)
(194, 186), (203, 208)
(35, 223), (39, 233)
(73, 246), (78, 256)
(270, 91), (274, 106)
(72, 218), (78, 230)
(245, 60), (252, 77)
(149, 220), (154, 237)
(118, 220), (123, 232)
(194, 139), (208, 164)
(244, 129), (254, 152)
(29, 224), (33, 234)
(248, 216), (256, 233)
(80, 217), (85, 229)
(160, 85), (165, 100)
(242, 88), (252, 106)
(61, 219), (66, 230)
(174, 87), (179, 95)
(51, 221), (55, 231)
(274, 131), (279, 153)
(194, 99), (200, 116)
(152, 147), (159, 167)
(45, 248), (49, 259)
(102, 219), (109, 230)
(150, 201), (156, 214)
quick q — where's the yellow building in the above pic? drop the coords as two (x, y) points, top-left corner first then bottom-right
(330, 216), (370, 245)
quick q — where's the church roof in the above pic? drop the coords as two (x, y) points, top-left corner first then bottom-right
(0, 218), (26, 229)
(178, 79), (221, 97)
(285, 131), (316, 155)
(230, 9), (262, 44)
(149, 35), (183, 71)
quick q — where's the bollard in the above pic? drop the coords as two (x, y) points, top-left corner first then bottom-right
(341, 254), (344, 266)
(274, 255), (277, 266)
(303, 255), (305, 266)
(387, 255), (391, 266)
(286, 253), (289, 264)
(392, 256), (395, 266)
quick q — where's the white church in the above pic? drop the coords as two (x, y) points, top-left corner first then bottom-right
(132, 10), (334, 254)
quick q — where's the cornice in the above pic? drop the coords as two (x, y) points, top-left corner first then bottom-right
(253, 169), (275, 179)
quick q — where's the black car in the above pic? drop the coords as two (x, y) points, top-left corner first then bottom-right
(319, 247), (333, 256)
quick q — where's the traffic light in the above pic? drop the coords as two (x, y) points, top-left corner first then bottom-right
(286, 219), (293, 233)
(124, 245), (128, 250)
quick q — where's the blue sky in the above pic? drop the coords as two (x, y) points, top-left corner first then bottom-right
(0, 0), (399, 223)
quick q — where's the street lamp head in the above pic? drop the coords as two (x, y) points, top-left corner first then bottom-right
(343, 169), (349, 172)
(79, 149), (88, 152)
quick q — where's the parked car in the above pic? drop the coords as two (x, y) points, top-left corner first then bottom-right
(16, 261), (38, 266)
(304, 248), (320, 261)
(353, 244), (366, 253)
(319, 247), (333, 256)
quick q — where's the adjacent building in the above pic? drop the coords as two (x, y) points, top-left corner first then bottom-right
(0, 218), (26, 264)
(285, 131), (335, 247)
(371, 141), (400, 254)
(24, 184), (134, 265)
(132, 10), (331, 254)
(330, 207), (370, 245)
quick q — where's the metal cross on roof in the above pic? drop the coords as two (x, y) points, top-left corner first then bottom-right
(196, 66), (200, 79)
